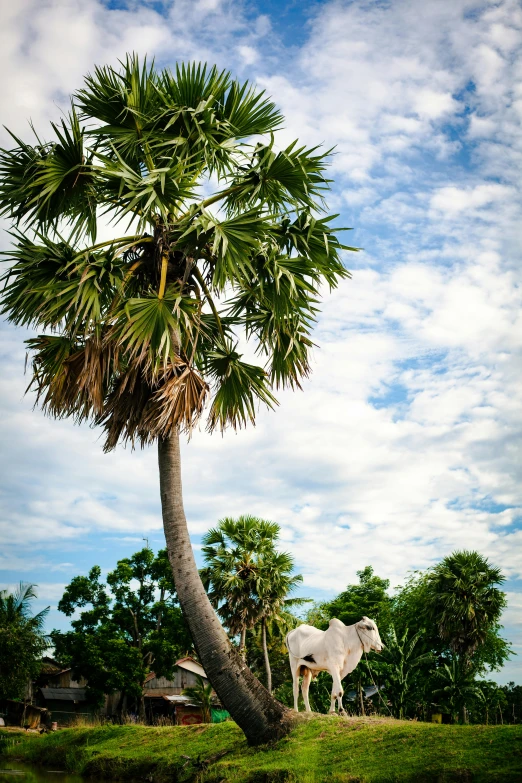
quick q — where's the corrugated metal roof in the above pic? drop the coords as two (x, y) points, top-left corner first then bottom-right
(40, 688), (87, 702)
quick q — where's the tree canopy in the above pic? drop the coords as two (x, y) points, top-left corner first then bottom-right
(52, 547), (192, 712)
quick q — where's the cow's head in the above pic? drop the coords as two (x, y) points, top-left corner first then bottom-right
(356, 617), (382, 653)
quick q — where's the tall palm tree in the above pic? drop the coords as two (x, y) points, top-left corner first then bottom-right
(201, 516), (278, 658)
(257, 550), (306, 694)
(0, 56), (353, 743)
(425, 551), (506, 662)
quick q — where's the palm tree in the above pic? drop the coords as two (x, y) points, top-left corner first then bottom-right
(202, 517), (306, 693)
(183, 674), (214, 723)
(257, 550), (306, 694)
(425, 551), (506, 662)
(201, 516), (279, 657)
(0, 56), (353, 743)
(431, 658), (482, 724)
(0, 583), (49, 701)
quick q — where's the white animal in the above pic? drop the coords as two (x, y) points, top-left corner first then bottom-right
(286, 616), (382, 714)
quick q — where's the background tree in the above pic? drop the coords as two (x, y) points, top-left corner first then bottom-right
(431, 659), (482, 724)
(378, 626), (433, 719)
(52, 547), (192, 718)
(256, 550), (306, 693)
(0, 56), (353, 743)
(316, 566), (392, 633)
(0, 583), (49, 701)
(201, 516), (307, 692)
(201, 516), (279, 656)
(425, 551), (507, 663)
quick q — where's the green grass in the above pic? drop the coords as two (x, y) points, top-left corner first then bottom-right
(2, 716), (522, 783)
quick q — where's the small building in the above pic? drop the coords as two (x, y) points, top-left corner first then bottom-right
(143, 657), (226, 725)
(37, 687), (96, 725)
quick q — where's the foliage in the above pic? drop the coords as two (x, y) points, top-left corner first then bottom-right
(431, 657), (483, 724)
(377, 625), (434, 718)
(182, 674), (214, 723)
(3, 719), (522, 783)
(0, 583), (49, 700)
(51, 548), (192, 709)
(314, 566), (393, 633)
(0, 55), (354, 450)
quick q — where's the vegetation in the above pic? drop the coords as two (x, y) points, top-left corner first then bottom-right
(0, 54), (354, 744)
(295, 553), (512, 723)
(0, 583), (49, 701)
(183, 674), (214, 723)
(201, 516), (307, 692)
(2, 719), (522, 782)
(51, 547), (192, 719)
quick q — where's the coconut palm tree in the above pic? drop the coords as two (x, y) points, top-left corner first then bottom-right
(425, 551), (506, 662)
(0, 56), (354, 743)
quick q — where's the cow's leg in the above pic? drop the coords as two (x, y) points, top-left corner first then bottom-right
(330, 669), (344, 715)
(291, 661), (300, 712)
(301, 667), (313, 713)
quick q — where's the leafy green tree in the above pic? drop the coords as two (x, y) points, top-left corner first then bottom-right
(315, 566), (392, 633)
(425, 551), (507, 663)
(0, 56), (352, 743)
(475, 680), (509, 725)
(0, 584), (49, 701)
(52, 547), (192, 719)
(183, 674), (214, 723)
(378, 626), (433, 718)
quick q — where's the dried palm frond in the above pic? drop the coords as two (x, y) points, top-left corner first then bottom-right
(27, 335), (114, 421)
(145, 365), (208, 436)
(98, 357), (208, 450)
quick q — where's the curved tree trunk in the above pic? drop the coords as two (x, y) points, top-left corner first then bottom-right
(158, 433), (292, 745)
(262, 618), (272, 694)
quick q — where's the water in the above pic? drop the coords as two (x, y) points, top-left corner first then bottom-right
(0, 761), (89, 783)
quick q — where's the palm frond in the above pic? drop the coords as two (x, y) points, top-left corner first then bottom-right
(205, 343), (277, 431)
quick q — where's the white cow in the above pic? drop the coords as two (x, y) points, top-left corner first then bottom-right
(286, 617), (382, 714)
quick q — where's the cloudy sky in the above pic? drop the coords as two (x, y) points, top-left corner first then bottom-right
(1, 0), (521, 683)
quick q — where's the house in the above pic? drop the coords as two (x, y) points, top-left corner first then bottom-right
(143, 657), (225, 725)
(34, 662), (95, 725)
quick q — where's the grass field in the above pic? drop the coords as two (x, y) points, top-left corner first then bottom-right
(2, 716), (522, 782)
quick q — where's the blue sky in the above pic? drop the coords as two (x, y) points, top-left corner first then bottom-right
(1, 0), (521, 684)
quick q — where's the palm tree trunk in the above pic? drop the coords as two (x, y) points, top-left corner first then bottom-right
(239, 627), (247, 659)
(158, 433), (292, 745)
(261, 618), (272, 694)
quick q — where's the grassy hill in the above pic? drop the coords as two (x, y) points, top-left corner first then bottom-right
(2, 716), (522, 783)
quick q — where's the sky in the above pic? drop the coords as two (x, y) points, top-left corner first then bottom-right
(0, 0), (521, 684)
